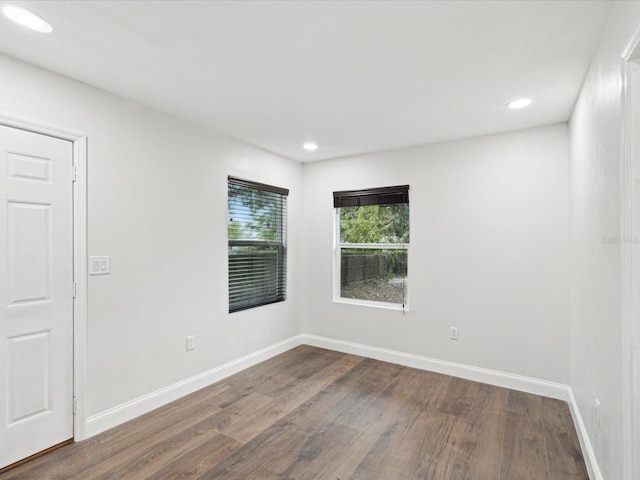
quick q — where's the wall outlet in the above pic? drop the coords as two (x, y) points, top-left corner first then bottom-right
(449, 327), (459, 340)
(186, 335), (195, 351)
(594, 398), (601, 426)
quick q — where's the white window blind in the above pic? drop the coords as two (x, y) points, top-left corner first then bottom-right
(228, 176), (288, 313)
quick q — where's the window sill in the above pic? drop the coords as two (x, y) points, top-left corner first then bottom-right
(334, 296), (409, 312)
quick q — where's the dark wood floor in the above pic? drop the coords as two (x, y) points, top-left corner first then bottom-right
(1, 345), (588, 480)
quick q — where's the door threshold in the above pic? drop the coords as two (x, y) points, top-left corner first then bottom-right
(0, 439), (74, 474)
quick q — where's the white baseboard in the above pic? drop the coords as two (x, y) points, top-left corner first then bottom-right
(85, 335), (304, 438)
(301, 334), (570, 401)
(567, 388), (603, 480)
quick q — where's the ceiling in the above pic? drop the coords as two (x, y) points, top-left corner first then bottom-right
(0, 0), (613, 162)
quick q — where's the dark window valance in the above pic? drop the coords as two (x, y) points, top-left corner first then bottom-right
(333, 185), (409, 208)
(228, 176), (289, 196)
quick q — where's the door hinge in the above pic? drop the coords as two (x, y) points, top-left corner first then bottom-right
(72, 165), (77, 182)
(73, 397), (78, 415)
(72, 281), (77, 298)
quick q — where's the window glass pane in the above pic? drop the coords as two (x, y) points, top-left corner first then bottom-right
(340, 248), (407, 305)
(340, 204), (409, 244)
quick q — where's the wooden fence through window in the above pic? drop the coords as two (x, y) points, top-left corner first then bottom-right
(341, 252), (406, 287)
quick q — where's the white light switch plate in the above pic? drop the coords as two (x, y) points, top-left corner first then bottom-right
(89, 256), (111, 275)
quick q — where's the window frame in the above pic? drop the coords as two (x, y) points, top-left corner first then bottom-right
(227, 176), (288, 313)
(333, 187), (410, 311)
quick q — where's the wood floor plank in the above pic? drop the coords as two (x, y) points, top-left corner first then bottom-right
(448, 383), (509, 480)
(222, 352), (364, 443)
(197, 422), (307, 480)
(348, 372), (442, 479)
(500, 390), (550, 479)
(73, 410), (227, 480)
(218, 347), (311, 396)
(297, 359), (404, 429)
(63, 391), (271, 479)
(205, 358), (410, 480)
(350, 370), (468, 480)
(255, 421), (354, 478)
(211, 391), (274, 433)
(0, 382), (231, 480)
(406, 408), (469, 479)
(223, 345), (340, 397)
(437, 376), (479, 418)
(251, 348), (345, 398)
(311, 407), (404, 480)
(295, 366), (422, 480)
(285, 358), (404, 431)
(541, 397), (590, 480)
(0, 347), (589, 480)
(143, 433), (242, 480)
(391, 371), (468, 480)
(279, 422), (370, 480)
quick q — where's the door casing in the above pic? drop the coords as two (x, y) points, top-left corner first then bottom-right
(621, 26), (640, 480)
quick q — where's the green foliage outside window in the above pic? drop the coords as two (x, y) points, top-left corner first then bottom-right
(229, 188), (282, 242)
(340, 204), (409, 244)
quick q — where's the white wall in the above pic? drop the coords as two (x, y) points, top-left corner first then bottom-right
(569, 3), (640, 479)
(300, 124), (570, 384)
(0, 53), (303, 418)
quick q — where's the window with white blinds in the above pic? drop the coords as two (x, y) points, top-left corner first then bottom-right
(228, 176), (288, 313)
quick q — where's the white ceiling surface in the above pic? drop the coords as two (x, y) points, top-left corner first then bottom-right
(0, 1), (612, 162)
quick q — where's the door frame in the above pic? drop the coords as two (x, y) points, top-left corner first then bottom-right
(0, 113), (88, 442)
(621, 25), (640, 480)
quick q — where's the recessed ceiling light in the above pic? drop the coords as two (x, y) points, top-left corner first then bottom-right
(303, 142), (318, 151)
(3, 5), (53, 33)
(507, 98), (532, 109)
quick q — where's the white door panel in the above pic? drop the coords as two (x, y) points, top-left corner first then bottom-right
(0, 124), (73, 468)
(8, 330), (51, 425)
(8, 202), (52, 305)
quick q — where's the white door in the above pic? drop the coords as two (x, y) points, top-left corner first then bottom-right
(0, 124), (74, 469)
